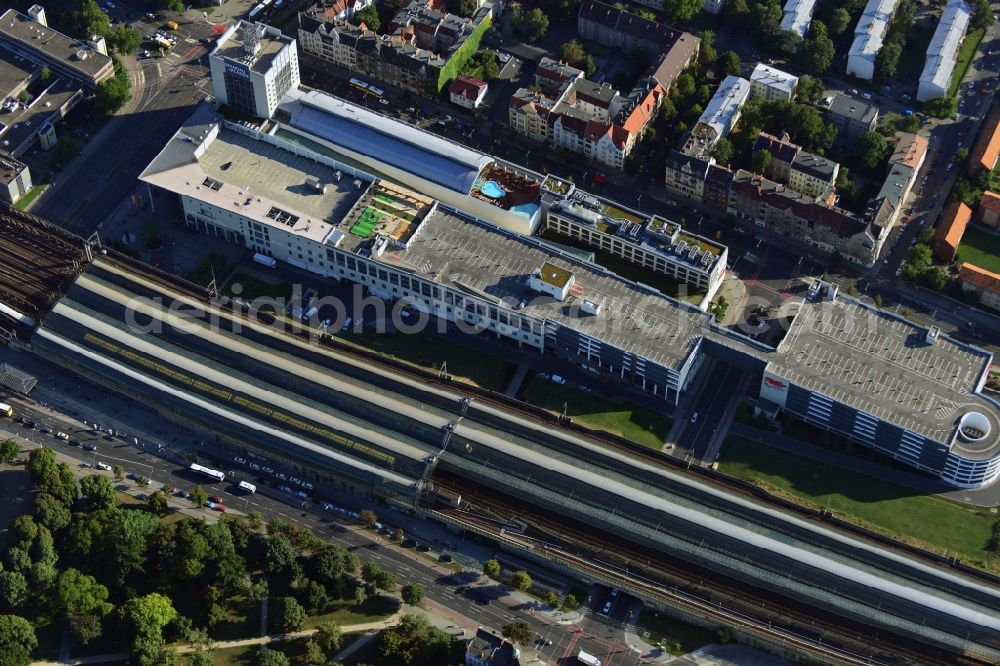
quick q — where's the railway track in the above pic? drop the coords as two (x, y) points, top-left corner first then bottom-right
(429, 472), (994, 666)
(93, 249), (1000, 592)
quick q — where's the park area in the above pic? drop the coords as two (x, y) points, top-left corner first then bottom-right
(518, 377), (672, 450)
(958, 225), (1000, 274)
(716, 436), (1000, 572)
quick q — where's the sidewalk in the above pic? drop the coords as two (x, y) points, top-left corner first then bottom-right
(28, 615), (403, 666)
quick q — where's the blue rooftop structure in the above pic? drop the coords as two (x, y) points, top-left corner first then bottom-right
(290, 91), (491, 194)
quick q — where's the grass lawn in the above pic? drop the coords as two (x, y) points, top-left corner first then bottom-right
(13, 183), (46, 211)
(957, 225), (1000, 273)
(302, 595), (397, 630)
(225, 272), (295, 301)
(519, 377), (672, 449)
(207, 634), (364, 666)
(116, 491), (144, 507)
(341, 328), (514, 391)
(636, 608), (717, 654)
(950, 28), (985, 97)
(717, 436), (1000, 571)
(210, 595), (261, 641)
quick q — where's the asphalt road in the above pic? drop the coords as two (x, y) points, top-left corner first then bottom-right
(31, 10), (216, 233)
(0, 351), (646, 665)
(673, 361), (745, 464)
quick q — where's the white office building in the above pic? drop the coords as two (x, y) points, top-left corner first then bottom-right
(749, 63), (798, 102)
(847, 0), (899, 80)
(780, 0), (818, 38)
(917, 0), (971, 102)
(697, 76), (752, 139)
(209, 21), (300, 119)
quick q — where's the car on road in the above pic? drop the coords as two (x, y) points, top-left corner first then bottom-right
(578, 384), (591, 392)
(83, 443), (97, 451)
(55, 432), (68, 440)
(896, 266), (903, 277)
(278, 485), (292, 493)
(550, 374), (566, 384)
(209, 496), (224, 504)
(861, 91), (873, 100)
(41, 426), (53, 434)
(95, 462), (112, 471)
(163, 485), (177, 493)
(69, 438), (81, 446)
(601, 600), (613, 614)
(690, 412), (699, 424)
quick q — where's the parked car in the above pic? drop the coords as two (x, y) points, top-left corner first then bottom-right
(69, 439), (81, 446)
(95, 462), (112, 471)
(690, 412), (699, 423)
(83, 443), (97, 451)
(550, 374), (566, 385)
(55, 432), (68, 440)
(213, 505), (227, 512)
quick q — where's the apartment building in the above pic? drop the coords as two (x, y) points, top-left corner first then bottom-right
(847, 0), (899, 80)
(789, 152), (839, 198)
(917, 0), (971, 102)
(826, 93), (879, 140)
(297, 0), (492, 95)
(210, 22), (300, 120)
(957, 263), (1000, 310)
(749, 63), (798, 102)
(932, 201), (972, 262)
(577, 0), (700, 59)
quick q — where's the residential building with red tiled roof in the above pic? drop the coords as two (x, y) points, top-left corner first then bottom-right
(448, 74), (487, 108)
(969, 104), (1000, 176)
(932, 201), (972, 262)
(978, 190), (1000, 229)
(957, 262), (1000, 310)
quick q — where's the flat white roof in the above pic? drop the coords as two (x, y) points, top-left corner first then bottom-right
(919, 0), (971, 94)
(849, 0), (900, 63)
(750, 63), (798, 95)
(697, 76), (751, 139)
(780, 0), (818, 37)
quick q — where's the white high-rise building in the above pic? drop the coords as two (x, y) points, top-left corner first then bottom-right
(209, 21), (299, 119)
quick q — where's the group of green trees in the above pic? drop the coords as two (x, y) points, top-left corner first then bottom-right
(559, 40), (597, 78)
(481, 559), (580, 612)
(96, 56), (132, 115)
(0, 447), (414, 666)
(902, 242), (950, 291)
(874, 0), (915, 82)
(509, 2), (549, 43)
(732, 96), (838, 156)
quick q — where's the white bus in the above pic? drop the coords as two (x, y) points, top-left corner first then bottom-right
(189, 463), (225, 482)
(237, 480), (257, 494)
(248, 4), (264, 18)
(0, 402), (12, 418)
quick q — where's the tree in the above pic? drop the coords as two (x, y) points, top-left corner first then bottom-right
(401, 583), (423, 606)
(95, 73), (131, 115)
(674, 73), (696, 98)
(830, 7), (852, 36)
(105, 508), (159, 583)
(140, 221), (164, 249)
(664, 0), (704, 22)
(509, 570), (532, 592)
(56, 569), (112, 620)
(925, 266), (950, 291)
(77, 0), (110, 39)
(858, 131), (889, 169)
(0, 439), (18, 463)
(752, 149), (773, 175)
(190, 485), (208, 507)
(447, 0), (478, 16)
(120, 593), (176, 641)
(0, 615), (36, 666)
(7, 517), (37, 550)
(659, 97), (678, 123)
(315, 622), (343, 655)
(257, 648), (289, 666)
(112, 465), (124, 481)
(796, 75), (825, 104)
(501, 620), (533, 646)
(712, 138), (734, 165)
(27, 447), (57, 484)
(391, 528), (404, 542)
(44, 463), (78, 507)
(67, 612), (103, 645)
(79, 475), (116, 510)
(361, 561), (381, 585)
(35, 492), (71, 531)
(698, 31), (717, 69)
(560, 40), (596, 77)
(265, 535), (298, 573)
(543, 591), (559, 607)
(359, 509), (378, 527)
(511, 5), (549, 43)
(351, 5), (381, 32)
(111, 25), (142, 54)
(0, 572), (28, 609)
(971, 0), (995, 30)
(304, 638), (326, 665)
(874, 41), (902, 82)
(750, 0), (783, 39)
(561, 594), (580, 611)
(374, 570), (396, 592)
(874, 293), (883, 308)
(801, 21), (835, 73)
(147, 490), (168, 516)
(305, 581), (328, 612)
(483, 559), (501, 578)
(717, 51), (741, 77)
(271, 596), (306, 633)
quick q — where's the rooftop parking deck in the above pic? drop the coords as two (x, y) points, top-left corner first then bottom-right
(776, 297), (1000, 455)
(380, 207), (713, 370)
